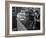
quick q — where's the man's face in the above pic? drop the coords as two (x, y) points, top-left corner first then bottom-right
(17, 11), (29, 24)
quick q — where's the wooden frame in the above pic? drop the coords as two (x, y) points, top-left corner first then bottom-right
(5, 1), (45, 37)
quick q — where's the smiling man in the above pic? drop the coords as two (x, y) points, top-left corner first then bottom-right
(12, 7), (40, 31)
